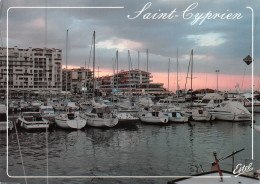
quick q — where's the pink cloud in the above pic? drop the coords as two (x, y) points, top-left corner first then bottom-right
(25, 18), (45, 29)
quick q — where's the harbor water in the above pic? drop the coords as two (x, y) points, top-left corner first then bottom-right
(1, 114), (260, 184)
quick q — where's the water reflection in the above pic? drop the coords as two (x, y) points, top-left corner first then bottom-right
(1, 115), (260, 184)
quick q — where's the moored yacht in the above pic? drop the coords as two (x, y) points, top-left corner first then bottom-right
(139, 111), (169, 124)
(208, 101), (251, 121)
(164, 111), (188, 123)
(17, 112), (49, 130)
(55, 110), (86, 130)
(161, 108), (188, 123)
(115, 109), (139, 122)
(191, 108), (214, 121)
(80, 107), (118, 128)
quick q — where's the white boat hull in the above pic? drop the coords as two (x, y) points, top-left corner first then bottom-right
(55, 117), (86, 129)
(23, 123), (49, 130)
(210, 112), (251, 121)
(140, 116), (168, 124)
(116, 112), (139, 121)
(246, 105), (260, 113)
(17, 115), (49, 130)
(192, 115), (213, 121)
(86, 118), (118, 128)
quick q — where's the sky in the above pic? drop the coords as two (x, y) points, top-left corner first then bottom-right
(1, 0), (260, 91)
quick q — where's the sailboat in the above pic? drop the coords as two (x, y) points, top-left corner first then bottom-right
(80, 107), (118, 128)
(179, 49), (214, 122)
(80, 31), (118, 128)
(54, 29), (86, 130)
(139, 49), (169, 124)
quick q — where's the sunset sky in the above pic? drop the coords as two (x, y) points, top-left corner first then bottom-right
(1, 0), (260, 91)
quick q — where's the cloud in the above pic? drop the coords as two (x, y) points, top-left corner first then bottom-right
(25, 18), (45, 29)
(96, 38), (143, 52)
(181, 54), (215, 61)
(186, 33), (226, 47)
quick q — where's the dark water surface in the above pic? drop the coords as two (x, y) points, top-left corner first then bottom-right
(1, 114), (260, 184)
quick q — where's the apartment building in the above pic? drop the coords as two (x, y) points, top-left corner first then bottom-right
(62, 67), (93, 94)
(0, 46), (62, 96)
(97, 69), (165, 93)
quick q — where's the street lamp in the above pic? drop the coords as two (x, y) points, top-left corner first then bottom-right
(215, 70), (220, 91)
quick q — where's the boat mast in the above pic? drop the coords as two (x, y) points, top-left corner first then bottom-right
(128, 50), (131, 95)
(146, 49), (149, 94)
(65, 29), (68, 101)
(112, 60), (115, 105)
(92, 31), (95, 97)
(138, 50), (141, 93)
(177, 48), (179, 105)
(168, 58), (170, 92)
(116, 50), (119, 90)
(191, 49), (193, 106)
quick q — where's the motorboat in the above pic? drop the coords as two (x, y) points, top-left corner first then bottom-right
(55, 111), (86, 130)
(17, 112), (49, 130)
(164, 111), (188, 123)
(139, 111), (169, 124)
(208, 101), (251, 121)
(231, 95), (260, 113)
(192, 108), (214, 121)
(80, 107), (118, 128)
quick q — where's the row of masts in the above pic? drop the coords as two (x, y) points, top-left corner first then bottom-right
(65, 30), (195, 100)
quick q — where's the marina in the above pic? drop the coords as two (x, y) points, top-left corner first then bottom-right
(0, 0), (259, 183)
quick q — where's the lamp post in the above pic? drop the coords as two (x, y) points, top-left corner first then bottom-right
(215, 70), (220, 92)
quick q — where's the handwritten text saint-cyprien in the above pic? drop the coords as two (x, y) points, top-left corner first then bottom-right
(127, 2), (243, 25)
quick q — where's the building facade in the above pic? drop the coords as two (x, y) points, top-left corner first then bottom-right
(97, 69), (165, 94)
(62, 67), (93, 94)
(0, 46), (62, 96)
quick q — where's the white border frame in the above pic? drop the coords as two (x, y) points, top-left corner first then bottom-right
(6, 5), (254, 179)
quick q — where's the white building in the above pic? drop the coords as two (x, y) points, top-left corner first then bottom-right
(0, 46), (62, 96)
